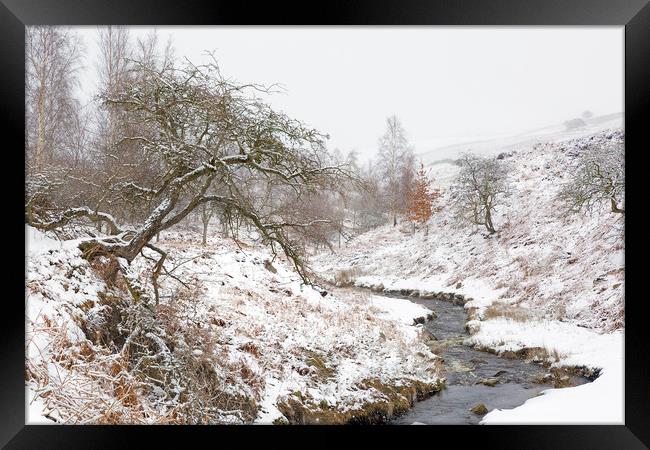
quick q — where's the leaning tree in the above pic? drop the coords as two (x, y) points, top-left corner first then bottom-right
(29, 54), (350, 286)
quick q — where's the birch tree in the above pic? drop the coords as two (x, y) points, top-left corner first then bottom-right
(377, 115), (414, 226)
(25, 26), (85, 224)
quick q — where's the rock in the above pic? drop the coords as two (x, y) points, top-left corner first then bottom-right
(263, 259), (277, 273)
(420, 291), (436, 299)
(493, 370), (507, 377)
(465, 320), (480, 334)
(479, 378), (499, 387)
(426, 312), (437, 321)
(592, 276), (606, 286)
(413, 316), (426, 325)
(470, 403), (488, 415)
(421, 329), (437, 342)
(211, 317), (226, 327)
(455, 282), (463, 289)
(409, 290), (420, 297)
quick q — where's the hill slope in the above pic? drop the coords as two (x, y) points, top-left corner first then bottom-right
(312, 129), (625, 424)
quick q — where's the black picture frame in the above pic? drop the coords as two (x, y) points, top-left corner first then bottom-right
(1, 0), (648, 448)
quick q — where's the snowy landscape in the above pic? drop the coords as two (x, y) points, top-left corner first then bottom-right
(25, 26), (624, 425)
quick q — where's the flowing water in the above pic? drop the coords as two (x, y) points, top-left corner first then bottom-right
(380, 294), (589, 425)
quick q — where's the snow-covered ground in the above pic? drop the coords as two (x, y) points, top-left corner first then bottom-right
(312, 129), (624, 424)
(25, 128), (624, 425)
(25, 225), (442, 424)
(469, 320), (623, 424)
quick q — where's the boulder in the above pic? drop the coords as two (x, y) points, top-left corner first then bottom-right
(470, 403), (488, 415)
(478, 378), (499, 387)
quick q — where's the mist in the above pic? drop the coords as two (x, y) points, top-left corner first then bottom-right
(72, 26), (623, 161)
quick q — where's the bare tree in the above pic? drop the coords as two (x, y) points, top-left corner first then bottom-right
(451, 154), (509, 234)
(26, 26), (84, 170)
(79, 28), (176, 228)
(97, 27), (131, 99)
(399, 150), (416, 217)
(377, 115), (413, 226)
(349, 159), (385, 232)
(558, 136), (624, 215)
(25, 26), (85, 224)
(30, 54), (350, 286)
(199, 201), (218, 246)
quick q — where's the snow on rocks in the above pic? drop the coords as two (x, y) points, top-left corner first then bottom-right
(468, 319), (623, 424)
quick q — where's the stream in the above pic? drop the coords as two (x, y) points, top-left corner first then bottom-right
(380, 293), (590, 425)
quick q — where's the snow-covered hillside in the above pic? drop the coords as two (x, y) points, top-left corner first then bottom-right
(417, 112), (623, 164)
(26, 226), (443, 424)
(311, 129), (624, 424)
(314, 129), (624, 332)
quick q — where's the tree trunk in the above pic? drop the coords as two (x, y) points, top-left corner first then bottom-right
(27, 203), (34, 225)
(36, 84), (46, 170)
(485, 207), (495, 233)
(610, 197), (625, 214)
(202, 220), (208, 246)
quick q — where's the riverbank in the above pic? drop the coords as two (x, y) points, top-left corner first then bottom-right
(469, 319), (623, 424)
(355, 287), (621, 424)
(26, 226), (444, 424)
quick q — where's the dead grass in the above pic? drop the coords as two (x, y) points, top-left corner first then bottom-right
(482, 301), (534, 322)
(28, 273), (262, 424)
(334, 267), (359, 287)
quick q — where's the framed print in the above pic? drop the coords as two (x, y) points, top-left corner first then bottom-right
(1, 0), (648, 448)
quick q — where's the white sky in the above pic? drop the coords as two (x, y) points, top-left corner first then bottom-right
(72, 26), (623, 162)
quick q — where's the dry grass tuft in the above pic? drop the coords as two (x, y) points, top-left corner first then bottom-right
(334, 267), (359, 287)
(482, 301), (534, 322)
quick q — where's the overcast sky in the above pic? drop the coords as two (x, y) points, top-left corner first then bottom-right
(73, 26), (623, 162)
